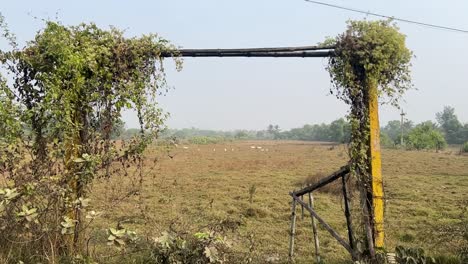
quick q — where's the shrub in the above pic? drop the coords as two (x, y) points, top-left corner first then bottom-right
(406, 121), (447, 151)
(381, 132), (396, 149)
(188, 136), (224, 145)
(395, 246), (436, 264)
(461, 142), (468, 153)
(142, 230), (231, 263)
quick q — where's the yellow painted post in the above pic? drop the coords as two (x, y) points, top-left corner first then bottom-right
(368, 80), (385, 249)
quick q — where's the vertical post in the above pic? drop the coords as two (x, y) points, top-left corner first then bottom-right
(301, 195), (305, 220)
(308, 192), (321, 263)
(342, 174), (356, 260)
(288, 198), (297, 260)
(367, 80), (385, 249)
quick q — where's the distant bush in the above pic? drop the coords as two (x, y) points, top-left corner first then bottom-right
(405, 121), (447, 151)
(461, 142), (468, 153)
(381, 132), (396, 149)
(188, 136), (225, 145)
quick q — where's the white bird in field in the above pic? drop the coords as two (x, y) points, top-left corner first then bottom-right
(213, 148), (216, 152)
(224, 148), (227, 152)
(183, 146), (189, 149)
(250, 146), (256, 149)
(256, 146), (262, 149)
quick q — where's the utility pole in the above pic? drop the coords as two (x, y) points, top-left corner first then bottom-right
(400, 109), (406, 146)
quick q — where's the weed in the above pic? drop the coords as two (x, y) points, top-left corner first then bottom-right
(248, 184), (257, 204)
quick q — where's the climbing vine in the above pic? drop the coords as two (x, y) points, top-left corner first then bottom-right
(0, 18), (181, 262)
(325, 20), (412, 259)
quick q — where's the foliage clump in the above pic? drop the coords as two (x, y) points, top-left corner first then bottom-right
(0, 18), (181, 262)
(405, 121), (447, 151)
(326, 19), (413, 179)
(327, 20), (412, 106)
(462, 142), (468, 153)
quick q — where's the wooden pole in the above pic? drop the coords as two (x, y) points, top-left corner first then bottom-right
(308, 193), (321, 263)
(368, 80), (385, 249)
(288, 198), (298, 260)
(342, 174), (357, 260)
(301, 195), (305, 220)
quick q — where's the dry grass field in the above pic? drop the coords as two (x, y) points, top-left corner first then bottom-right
(89, 140), (468, 263)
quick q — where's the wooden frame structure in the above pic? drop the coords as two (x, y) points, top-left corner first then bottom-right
(288, 165), (358, 261)
(161, 46), (385, 261)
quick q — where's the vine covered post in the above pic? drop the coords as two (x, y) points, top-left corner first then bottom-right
(325, 20), (413, 259)
(368, 79), (384, 248)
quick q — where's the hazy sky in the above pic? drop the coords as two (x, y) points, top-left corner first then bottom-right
(2, 0), (467, 130)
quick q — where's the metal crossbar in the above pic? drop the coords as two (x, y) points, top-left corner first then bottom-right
(160, 46), (335, 58)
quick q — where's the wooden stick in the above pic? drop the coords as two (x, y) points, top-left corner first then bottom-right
(301, 195), (305, 220)
(342, 174), (357, 260)
(292, 194), (353, 254)
(309, 192), (321, 263)
(360, 189), (376, 258)
(288, 198), (298, 260)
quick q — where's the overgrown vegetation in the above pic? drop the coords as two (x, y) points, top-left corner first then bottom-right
(0, 17), (181, 262)
(325, 19), (413, 260)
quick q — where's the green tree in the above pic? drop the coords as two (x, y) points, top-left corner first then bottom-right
(267, 124), (281, 140)
(382, 120), (413, 145)
(436, 106), (463, 144)
(406, 121), (446, 150)
(329, 118), (350, 143)
(234, 130), (248, 139)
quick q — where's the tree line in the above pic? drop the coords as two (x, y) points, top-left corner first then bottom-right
(131, 106), (466, 151)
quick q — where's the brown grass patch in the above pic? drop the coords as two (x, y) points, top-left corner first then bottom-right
(296, 172), (344, 196)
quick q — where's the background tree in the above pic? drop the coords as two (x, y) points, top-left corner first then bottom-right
(382, 119), (414, 145)
(405, 121), (446, 151)
(436, 106), (463, 144)
(267, 124), (281, 140)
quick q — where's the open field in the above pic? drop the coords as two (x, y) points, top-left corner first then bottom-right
(90, 140), (468, 263)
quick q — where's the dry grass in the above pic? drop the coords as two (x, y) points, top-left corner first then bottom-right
(86, 140), (468, 263)
(296, 172), (345, 197)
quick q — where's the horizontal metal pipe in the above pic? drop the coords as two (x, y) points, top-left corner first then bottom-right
(173, 45), (335, 53)
(160, 50), (334, 58)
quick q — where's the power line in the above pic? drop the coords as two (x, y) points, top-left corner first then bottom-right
(304, 0), (468, 34)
